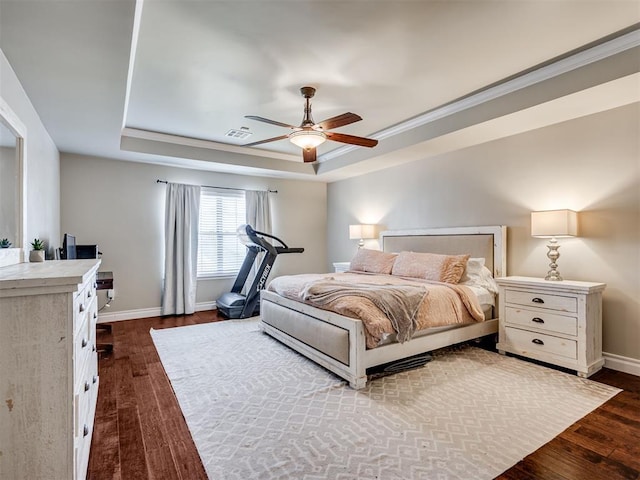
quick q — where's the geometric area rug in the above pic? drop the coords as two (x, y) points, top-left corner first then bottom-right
(151, 319), (620, 480)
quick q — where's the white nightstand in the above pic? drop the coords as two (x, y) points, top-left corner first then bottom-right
(332, 262), (350, 273)
(496, 276), (606, 377)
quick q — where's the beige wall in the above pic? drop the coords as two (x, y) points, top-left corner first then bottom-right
(0, 49), (60, 255)
(60, 154), (327, 313)
(327, 104), (640, 361)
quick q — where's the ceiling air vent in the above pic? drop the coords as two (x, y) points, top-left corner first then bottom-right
(225, 127), (252, 140)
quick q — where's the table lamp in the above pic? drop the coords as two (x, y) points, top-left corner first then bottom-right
(531, 209), (578, 281)
(349, 224), (376, 248)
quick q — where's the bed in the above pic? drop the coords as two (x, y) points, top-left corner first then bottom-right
(260, 226), (507, 389)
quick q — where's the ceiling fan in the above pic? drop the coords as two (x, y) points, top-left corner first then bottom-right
(243, 86), (378, 163)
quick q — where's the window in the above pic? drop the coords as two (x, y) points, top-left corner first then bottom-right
(197, 188), (246, 277)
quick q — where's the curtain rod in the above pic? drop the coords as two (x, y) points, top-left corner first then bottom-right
(156, 179), (277, 194)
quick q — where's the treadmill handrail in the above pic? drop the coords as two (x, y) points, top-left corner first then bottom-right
(250, 228), (289, 249)
(276, 247), (304, 254)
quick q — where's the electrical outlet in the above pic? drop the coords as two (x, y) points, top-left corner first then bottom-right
(107, 289), (115, 300)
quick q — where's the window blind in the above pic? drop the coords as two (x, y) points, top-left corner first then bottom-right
(197, 188), (247, 277)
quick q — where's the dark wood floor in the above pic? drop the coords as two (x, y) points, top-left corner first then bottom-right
(88, 312), (640, 480)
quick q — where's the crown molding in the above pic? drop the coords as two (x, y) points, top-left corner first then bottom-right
(320, 28), (640, 162)
(121, 127), (301, 162)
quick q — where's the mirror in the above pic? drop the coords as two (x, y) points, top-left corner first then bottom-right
(0, 97), (26, 268)
(0, 121), (18, 246)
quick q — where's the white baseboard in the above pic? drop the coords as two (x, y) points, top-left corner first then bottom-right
(603, 351), (640, 377)
(98, 301), (217, 323)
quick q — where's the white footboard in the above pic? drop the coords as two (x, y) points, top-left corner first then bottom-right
(261, 291), (368, 388)
(260, 290), (499, 389)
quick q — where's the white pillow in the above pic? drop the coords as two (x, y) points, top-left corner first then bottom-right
(460, 257), (485, 283)
(459, 258), (499, 294)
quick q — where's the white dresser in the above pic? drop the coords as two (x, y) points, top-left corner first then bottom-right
(496, 276), (606, 377)
(0, 259), (101, 480)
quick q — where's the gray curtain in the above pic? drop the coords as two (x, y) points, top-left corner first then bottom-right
(245, 190), (272, 289)
(246, 190), (272, 235)
(162, 183), (201, 315)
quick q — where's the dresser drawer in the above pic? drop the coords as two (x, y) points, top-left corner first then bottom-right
(74, 383), (90, 441)
(74, 297), (97, 391)
(84, 280), (97, 307)
(75, 358), (98, 480)
(504, 326), (577, 359)
(505, 289), (577, 313)
(73, 287), (91, 334)
(88, 297), (98, 347)
(74, 415), (92, 480)
(74, 315), (92, 370)
(504, 306), (577, 336)
(75, 360), (97, 438)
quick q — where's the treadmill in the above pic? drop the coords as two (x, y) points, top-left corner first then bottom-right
(216, 224), (304, 319)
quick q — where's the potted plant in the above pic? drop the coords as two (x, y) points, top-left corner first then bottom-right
(29, 238), (46, 262)
(0, 238), (11, 248)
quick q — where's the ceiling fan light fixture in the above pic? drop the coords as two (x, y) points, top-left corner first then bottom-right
(244, 86), (376, 161)
(289, 130), (326, 150)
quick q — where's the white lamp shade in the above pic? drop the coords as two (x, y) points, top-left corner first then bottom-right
(349, 224), (376, 240)
(289, 130), (327, 149)
(531, 210), (578, 238)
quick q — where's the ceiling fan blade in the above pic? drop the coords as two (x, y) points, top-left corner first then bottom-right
(243, 134), (289, 147)
(315, 112), (362, 130)
(325, 132), (378, 148)
(302, 147), (317, 163)
(245, 115), (298, 129)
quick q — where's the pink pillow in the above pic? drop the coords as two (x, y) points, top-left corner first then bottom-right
(391, 251), (470, 284)
(349, 249), (397, 274)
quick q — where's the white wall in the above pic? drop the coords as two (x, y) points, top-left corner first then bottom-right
(327, 104), (640, 361)
(60, 154), (327, 314)
(0, 49), (60, 256)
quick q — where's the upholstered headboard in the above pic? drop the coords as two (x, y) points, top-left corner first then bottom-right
(380, 226), (507, 278)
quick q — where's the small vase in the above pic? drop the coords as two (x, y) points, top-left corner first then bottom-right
(29, 250), (45, 262)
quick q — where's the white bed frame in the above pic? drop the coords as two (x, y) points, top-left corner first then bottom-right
(260, 226), (507, 389)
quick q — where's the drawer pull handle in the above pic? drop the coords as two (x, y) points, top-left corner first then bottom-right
(532, 317), (545, 324)
(93, 375), (98, 384)
(531, 297), (544, 304)
(79, 303), (85, 312)
(83, 424), (89, 437)
(81, 338), (88, 348)
(88, 290), (92, 298)
(92, 345), (96, 352)
(532, 338), (545, 345)
(84, 381), (90, 392)
(93, 313), (97, 320)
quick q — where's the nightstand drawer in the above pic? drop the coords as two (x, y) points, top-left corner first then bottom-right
(505, 307), (577, 336)
(504, 326), (577, 360)
(505, 289), (577, 313)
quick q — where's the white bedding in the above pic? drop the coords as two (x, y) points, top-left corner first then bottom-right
(466, 284), (495, 309)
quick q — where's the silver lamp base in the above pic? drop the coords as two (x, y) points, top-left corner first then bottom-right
(545, 238), (563, 281)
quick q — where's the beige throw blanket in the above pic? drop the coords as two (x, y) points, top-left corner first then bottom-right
(301, 281), (427, 343)
(268, 272), (486, 349)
